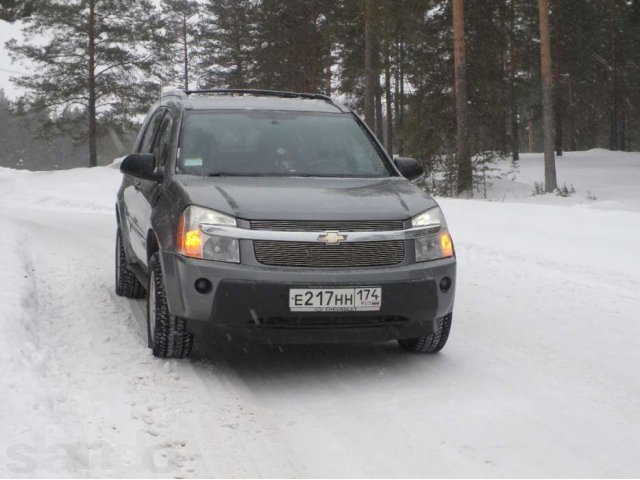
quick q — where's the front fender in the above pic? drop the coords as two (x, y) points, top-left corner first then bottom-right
(149, 193), (181, 255)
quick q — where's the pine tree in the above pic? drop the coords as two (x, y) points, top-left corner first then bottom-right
(251, 0), (334, 92)
(6, 0), (159, 167)
(393, 0), (450, 165)
(0, 0), (41, 21)
(154, 0), (200, 90)
(199, 0), (256, 88)
(332, 0), (365, 105)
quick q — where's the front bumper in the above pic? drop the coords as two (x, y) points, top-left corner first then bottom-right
(160, 251), (456, 343)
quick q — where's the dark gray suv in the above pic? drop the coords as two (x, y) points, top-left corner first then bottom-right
(115, 89), (456, 359)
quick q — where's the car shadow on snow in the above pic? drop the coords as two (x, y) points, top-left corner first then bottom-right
(127, 298), (453, 386)
(193, 333), (455, 393)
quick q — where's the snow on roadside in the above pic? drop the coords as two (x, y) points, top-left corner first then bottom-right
(473, 149), (640, 212)
(0, 166), (122, 214)
(0, 217), (69, 476)
(438, 197), (640, 282)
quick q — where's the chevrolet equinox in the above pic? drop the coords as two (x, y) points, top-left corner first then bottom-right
(115, 89), (456, 359)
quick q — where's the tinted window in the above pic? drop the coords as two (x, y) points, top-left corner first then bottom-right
(176, 111), (391, 177)
(139, 109), (165, 154)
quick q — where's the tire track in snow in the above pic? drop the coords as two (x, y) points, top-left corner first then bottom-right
(6, 209), (307, 477)
(10, 212), (202, 476)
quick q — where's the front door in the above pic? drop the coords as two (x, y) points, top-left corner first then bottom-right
(124, 108), (166, 264)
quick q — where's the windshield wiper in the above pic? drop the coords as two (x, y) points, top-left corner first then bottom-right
(206, 172), (244, 177)
(207, 172), (277, 177)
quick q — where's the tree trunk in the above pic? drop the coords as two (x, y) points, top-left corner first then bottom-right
(364, 0), (375, 128)
(499, 1), (509, 154)
(567, 75), (577, 151)
(608, 0), (620, 151)
(538, 0), (557, 192)
(88, 0), (97, 168)
(551, 0), (562, 156)
(398, 37), (405, 155)
(393, 50), (400, 153)
(508, 0), (519, 162)
(183, 14), (189, 90)
(375, 81), (384, 141)
(452, 0), (472, 195)
(554, 91), (563, 156)
(300, 13), (309, 91)
(310, 15), (319, 93)
(325, 58), (332, 96)
(620, 103), (626, 151)
(384, 39), (393, 156)
(233, 20), (244, 88)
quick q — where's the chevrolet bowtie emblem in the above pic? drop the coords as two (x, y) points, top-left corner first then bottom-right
(318, 230), (347, 245)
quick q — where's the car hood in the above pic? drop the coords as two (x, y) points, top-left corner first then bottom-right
(169, 175), (437, 221)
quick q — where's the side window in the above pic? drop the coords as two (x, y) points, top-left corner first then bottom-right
(151, 113), (175, 168)
(138, 109), (166, 154)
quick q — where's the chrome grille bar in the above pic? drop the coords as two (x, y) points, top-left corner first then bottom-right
(250, 219), (404, 232)
(198, 218), (440, 268)
(199, 224), (440, 242)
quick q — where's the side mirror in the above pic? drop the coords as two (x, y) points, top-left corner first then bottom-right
(394, 157), (424, 181)
(120, 153), (162, 182)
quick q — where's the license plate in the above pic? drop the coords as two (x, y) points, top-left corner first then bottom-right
(289, 287), (382, 312)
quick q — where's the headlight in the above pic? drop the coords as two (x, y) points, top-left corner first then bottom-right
(177, 205), (240, 263)
(411, 207), (454, 262)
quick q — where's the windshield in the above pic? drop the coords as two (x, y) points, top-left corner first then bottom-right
(176, 111), (392, 177)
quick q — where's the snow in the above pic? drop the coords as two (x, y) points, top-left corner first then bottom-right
(1, 150), (639, 477)
(0, 166), (123, 214)
(484, 149), (640, 211)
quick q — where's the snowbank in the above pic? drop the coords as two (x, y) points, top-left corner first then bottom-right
(481, 149), (640, 212)
(0, 166), (122, 214)
(0, 218), (68, 467)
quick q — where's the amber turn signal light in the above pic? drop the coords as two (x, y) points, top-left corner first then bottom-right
(177, 214), (203, 258)
(440, 231), (454, 257)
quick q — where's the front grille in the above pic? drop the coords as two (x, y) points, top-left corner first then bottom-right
(254, 240), (404, 267)
(250, 219), (405, 268)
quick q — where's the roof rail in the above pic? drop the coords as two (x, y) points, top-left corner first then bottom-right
(183, 88), (344, 110)
(160, 88), (188, 100)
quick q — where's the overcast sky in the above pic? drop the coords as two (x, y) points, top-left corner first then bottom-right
(0, 21), (28, 99)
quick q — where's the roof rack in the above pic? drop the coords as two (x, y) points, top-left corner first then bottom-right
(181, 88), (346, 111)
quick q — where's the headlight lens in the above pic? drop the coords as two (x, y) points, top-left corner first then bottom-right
(412, 207), (454, 262)
(177, 205), (240, 263)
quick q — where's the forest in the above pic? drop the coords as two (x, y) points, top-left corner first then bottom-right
(1, 0), (639, 196)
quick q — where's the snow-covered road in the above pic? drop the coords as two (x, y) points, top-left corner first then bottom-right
(1, 152), (639, 477)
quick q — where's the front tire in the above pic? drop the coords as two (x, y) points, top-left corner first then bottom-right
(115, 228), (145, 299)
(147, 252), (193, 359)
(398, 313), (452, 353)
